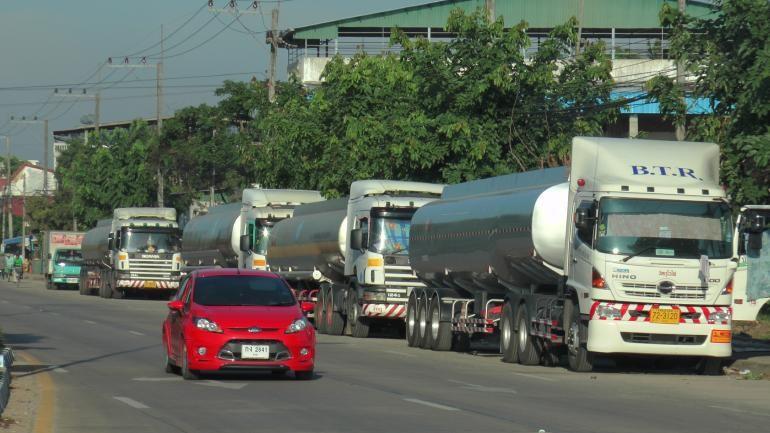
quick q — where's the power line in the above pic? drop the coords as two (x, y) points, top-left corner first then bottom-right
(122, 3), (209, 58)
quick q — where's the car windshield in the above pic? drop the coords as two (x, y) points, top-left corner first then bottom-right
(55, 249), (83, 264)
(371, 217), (411, 255)
(596, 198), (733, 259)
(193, 276), (296, 306)
(121, 230), (181, 253)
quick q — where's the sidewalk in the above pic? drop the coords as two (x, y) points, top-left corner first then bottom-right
(728, 332), (770, 377)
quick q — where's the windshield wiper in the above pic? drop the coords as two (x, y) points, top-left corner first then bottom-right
(621, 245), (659, 262)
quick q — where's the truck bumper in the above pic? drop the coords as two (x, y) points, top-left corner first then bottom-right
(361, 303), (406, 319)
(117, 280), (179, 289)
(587, 319), (732, 357)
(52, 277), (80, 284)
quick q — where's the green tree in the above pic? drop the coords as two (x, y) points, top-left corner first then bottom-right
(647, 0), (770, 204)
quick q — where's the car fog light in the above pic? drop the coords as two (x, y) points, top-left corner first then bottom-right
(300, 348), (309, 356)
(197, 347), (207, 355)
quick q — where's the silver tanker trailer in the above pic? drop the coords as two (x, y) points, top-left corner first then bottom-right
(181, 188), (323, 270)
(408, 137), (736, 374)
(269, 180), (443, 338)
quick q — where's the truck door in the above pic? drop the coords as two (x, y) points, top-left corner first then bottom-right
(568, 200), (597, 299)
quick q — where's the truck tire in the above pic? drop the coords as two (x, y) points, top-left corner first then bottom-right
(79, 282), (87, 296)
(314, 288), (327, 334)
(515, 304), (541, 365)
(500, 301), (519, 363)
(99, 274), (112, 299)
(429, 296), (452, 351)
(565, 298), (594, 372)
(419, 294), (432, 349)
(406, 291), (419, 347)
(697, 357), (724, 376)
(326, 288), (345, 336)
(349, 291), (370, 338)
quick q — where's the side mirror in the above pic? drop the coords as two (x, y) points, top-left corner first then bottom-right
(748, 231), (763, 251)
(750, 214), (766, 232)
(107, 233), (114, 250)
(167, 300), (184, 311)
(239, 234), (251, 252)
(575, 208), (591, 230)
(350, 229), (363, 251)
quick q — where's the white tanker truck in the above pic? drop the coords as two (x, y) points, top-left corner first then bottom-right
(407, 137), (736, 373)
(268, 180), (443, 337)
(181, 188), (323, 270)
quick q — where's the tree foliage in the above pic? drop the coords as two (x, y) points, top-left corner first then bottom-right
(648, 0), (770, 204)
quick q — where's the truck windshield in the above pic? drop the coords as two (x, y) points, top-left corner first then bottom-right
(121, 230), (181, 253)
(371, 217), (411, 255)
(55, 249), (82, 264)
(596, 198), (733, 259)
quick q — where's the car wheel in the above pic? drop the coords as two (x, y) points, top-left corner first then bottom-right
(294, 370), (313, 380)
(181, 345), (199, 380)
(515, 304), (541, 366)
(164, 351), (178, 374)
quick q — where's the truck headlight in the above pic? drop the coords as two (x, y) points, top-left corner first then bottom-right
(595, 304), (622, 320)
(709, 311), (731, 323)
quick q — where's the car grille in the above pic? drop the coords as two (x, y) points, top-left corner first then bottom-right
(621, 282), (707, 300)
(217, 340), (290, 362)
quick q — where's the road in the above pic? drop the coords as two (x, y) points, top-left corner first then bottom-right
(1, 279), (769, 433)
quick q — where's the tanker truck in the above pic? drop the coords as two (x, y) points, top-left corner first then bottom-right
(81, 208), (182, 298)
(407, 137), (736, 374)
(269, 180), (444, 337)
(731, 205), (770, 321)
(181, 188), (323, 270)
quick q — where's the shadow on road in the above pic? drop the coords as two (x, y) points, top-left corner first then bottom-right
(14, 344), (157, 378)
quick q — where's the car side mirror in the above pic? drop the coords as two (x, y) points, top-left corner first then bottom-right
(350, 229), (362, 250)
(748, 231), (763, 251)
(239, 234), (251, 252)
(167, 300), (184, 311)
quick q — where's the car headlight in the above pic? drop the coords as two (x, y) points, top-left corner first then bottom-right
(709, 311), (731, 323)
(595, 305), (622, 320)
(194, 318), (223, 333)
(285, 318), (309, 334)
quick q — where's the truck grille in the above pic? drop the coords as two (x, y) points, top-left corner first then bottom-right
(384, 265), (424, 288)
(621, 283), (707, 300)
(129, 258), (175, 280)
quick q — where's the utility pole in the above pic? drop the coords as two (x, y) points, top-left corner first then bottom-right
(21, 173), (26, 261)
(0, 136), (8, 241)
(157, 24), (165, 207)
(485, 0), (495, 23)
(576, 0), (585, 55)
(268, 5), (279, 102)
(5, 136), (11, 239)
(675, 0), (686, 141)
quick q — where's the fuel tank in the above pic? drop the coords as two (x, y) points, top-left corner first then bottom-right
(181, 203), (242, 267)
(410, 167), (569, 295)
(82, 219), (112, 264)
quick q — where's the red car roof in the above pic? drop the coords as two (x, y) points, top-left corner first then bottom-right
(192, 268), (282, 279)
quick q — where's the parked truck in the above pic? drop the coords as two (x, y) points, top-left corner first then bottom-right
(731, 205), (770, 321)
(41, 231), (85, 290)
(269, 180), (444, 337)
(407, 137), (735, 373)
(81, 207), (182, 298)
(181, 188), (323, 270)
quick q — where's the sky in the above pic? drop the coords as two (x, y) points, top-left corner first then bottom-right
(0, 0), (426, 162)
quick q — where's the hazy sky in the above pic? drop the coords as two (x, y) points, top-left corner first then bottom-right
(0, 0), (425, 162)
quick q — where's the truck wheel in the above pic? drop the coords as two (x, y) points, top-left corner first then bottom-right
(500, 301), (519, 363)
(430, 296), (452, 351)
(515, 304), (541, 365)
(419, 294), (432, 349)
(406, 291), (419, 347)
(565, 298), (594, 372)
(326, 288), (345, 336)
(349, 292), (370, 338)
(46, 280), (55, 290)
(697, 357), (724, 376)
(99, 276), (112, 299)
(79, 282), (87, 296)
(315, 288), (327, 334)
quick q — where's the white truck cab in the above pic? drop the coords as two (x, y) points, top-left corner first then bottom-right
(731, 205), (770, 321)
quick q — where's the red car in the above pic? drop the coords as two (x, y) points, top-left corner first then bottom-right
(162, 268), (315, 380)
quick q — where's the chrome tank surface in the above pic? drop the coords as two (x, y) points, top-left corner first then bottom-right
(182, 203), (242, 267)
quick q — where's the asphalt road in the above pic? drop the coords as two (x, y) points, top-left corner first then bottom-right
(2, 279), (770, 433)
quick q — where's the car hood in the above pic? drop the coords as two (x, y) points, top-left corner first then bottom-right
(194, 305), (301, 329)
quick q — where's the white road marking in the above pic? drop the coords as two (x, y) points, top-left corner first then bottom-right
(511, 372), (556, 382)
(383, 350), (417, 358)
(113, 396), (149, 409)
(448, 379), (516, 394)
(132, 377), (181, 382)
(195, 380), (247, 390)
(128, 330), (144, 336)
(708, 405), (770, 418)
(403, 398), (459, 411)
(53, 368), (68, 373)
(83, 320), (97, 325)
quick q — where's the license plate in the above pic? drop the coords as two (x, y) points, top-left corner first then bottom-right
(650, 308), (680, 324)
(144, 281), (157, 288)
(67, 278), (79, 283)
(241, 345), (270, 360)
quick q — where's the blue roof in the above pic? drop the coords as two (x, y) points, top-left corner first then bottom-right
(613, 91), (713, 115)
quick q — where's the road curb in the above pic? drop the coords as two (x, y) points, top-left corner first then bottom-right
(14, 351), (55, 433)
